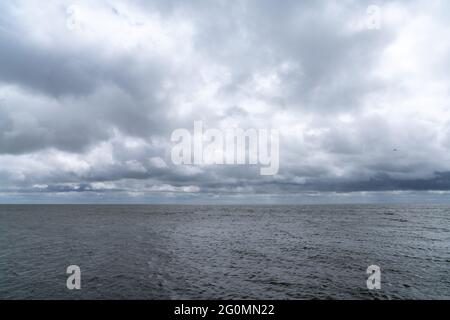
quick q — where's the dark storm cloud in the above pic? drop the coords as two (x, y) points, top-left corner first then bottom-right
(0, 1), (177, 155)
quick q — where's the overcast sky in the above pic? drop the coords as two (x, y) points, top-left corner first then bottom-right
(1, 0), (450, 203)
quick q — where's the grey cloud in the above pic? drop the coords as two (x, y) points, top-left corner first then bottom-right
(1, 0), (450, 202)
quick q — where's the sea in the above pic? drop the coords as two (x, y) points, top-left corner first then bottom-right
(0, 204), (449, 299)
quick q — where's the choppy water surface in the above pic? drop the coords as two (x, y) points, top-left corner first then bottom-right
(0, 204), (449, 299)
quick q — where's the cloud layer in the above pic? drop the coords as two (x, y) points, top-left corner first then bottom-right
(1, 0), (450, 203)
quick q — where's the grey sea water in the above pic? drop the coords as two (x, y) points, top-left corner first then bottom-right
(0, 204), (449, 299)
